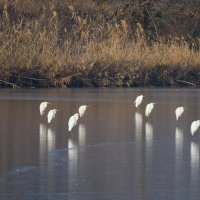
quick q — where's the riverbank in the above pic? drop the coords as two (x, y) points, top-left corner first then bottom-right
(1, 64), (199, 88)
(0, 0), (200, 88)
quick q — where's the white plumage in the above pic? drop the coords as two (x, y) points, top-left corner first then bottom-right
(134, 95), (144, 108)
(175, 107), (184, 121)
(79, 105), (88, 117)
(40, 101), (50, 116)
(74, 113), (79, 122)
(191, 120), (200, 135)
(145, 103), (155, 117)
(68, 113), (79, 132)
(47, 109), (58, 124)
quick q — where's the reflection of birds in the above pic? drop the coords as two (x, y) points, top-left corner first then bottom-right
(145, 103), (155, 117)
(134, 95), (144, 108)
(175, 127), (183, 139)
(175, 127), (183, 153)
(190, 141), (199, 187)
(68, 138), (77, 149)
(175, 107), (184, 121)
(145, 122), (153, 137)
(78, 124), (86, 145)
(40, 101), (50, 116)
(190, 142), (199, 157)
(39, 123), (47, 140)
(68, 113), (79, 132)
(79, 105), (88, 118)
(135, 112), (143, 134)
(47, 109), (58, 124)
(191, 120), (200, 135)
(47, 127), (55, 150)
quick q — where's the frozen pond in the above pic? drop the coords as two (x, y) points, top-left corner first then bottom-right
(0, 88), (199, 200)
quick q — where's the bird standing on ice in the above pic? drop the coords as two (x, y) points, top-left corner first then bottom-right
(145, 103), (155, 117)
(175, 107), (184, 121)
(40, 101), (50, 116)
(68, 113), (79, 132)
(134, 95), (144, 108)
(79, 105), (88, 118)
(47, 109), (58, 124)
(191, 120), (200, 135)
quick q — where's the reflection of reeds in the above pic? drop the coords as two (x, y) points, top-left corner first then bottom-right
(0, 1), (200, 87)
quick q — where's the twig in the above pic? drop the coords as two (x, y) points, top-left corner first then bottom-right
(12, 75), (48, 81)
(0, 80), (21, 88)
(175, 79), (196, 86)
(107, 75), (121, 86)
(144, 6), (159, 41)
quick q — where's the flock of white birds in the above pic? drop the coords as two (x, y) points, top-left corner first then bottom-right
(39, 94), (200, 135)
(39, 101), (88, 132)
(134, 94), (199, 136)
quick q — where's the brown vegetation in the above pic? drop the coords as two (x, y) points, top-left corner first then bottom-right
(0, 0), (200, 88)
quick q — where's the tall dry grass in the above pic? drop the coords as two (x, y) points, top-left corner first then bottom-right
(0, 0), (200, 87)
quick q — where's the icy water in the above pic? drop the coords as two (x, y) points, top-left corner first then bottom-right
(0, 88), (199, 200)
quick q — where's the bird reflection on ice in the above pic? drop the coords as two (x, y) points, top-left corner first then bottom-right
(68, 138), (78, 165)
(135, 112), (143, 137)
(175, 127), (183, 159)
(68, 138), (78, 190)
(190, 142), (199, 186)
(145, 122), (153, 141)
(78, 124), (86, 146)
(39, 123), (56, 164)
(67, 123), (87, 188)
(39, 123), (47, 163)
(175, 127), (184, 186)
(145, 122), (153, 165)
(68, 138), (77, 150)
(134, 112), (143, 165)
(47, 127), (55, 151)
(39, 123), (56, 192)
(190, 142), (199, 167)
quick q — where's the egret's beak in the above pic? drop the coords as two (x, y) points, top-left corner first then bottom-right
(47, 102), (51, 104)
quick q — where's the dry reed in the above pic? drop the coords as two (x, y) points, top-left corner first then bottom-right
(0, 0), (200, 87)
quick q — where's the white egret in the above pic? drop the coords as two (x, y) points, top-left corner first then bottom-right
(79, 105), (88, 118)
(74, 113), (79, 122)
(40, 101), (50, 116)
(191, 120), (200, 135)
(47, 109), (58, 124)
(175, 107), (184, 121)
(68, 113), (79, 132)
(134, 95), (144, 108)
(145, 103), (155, 117)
